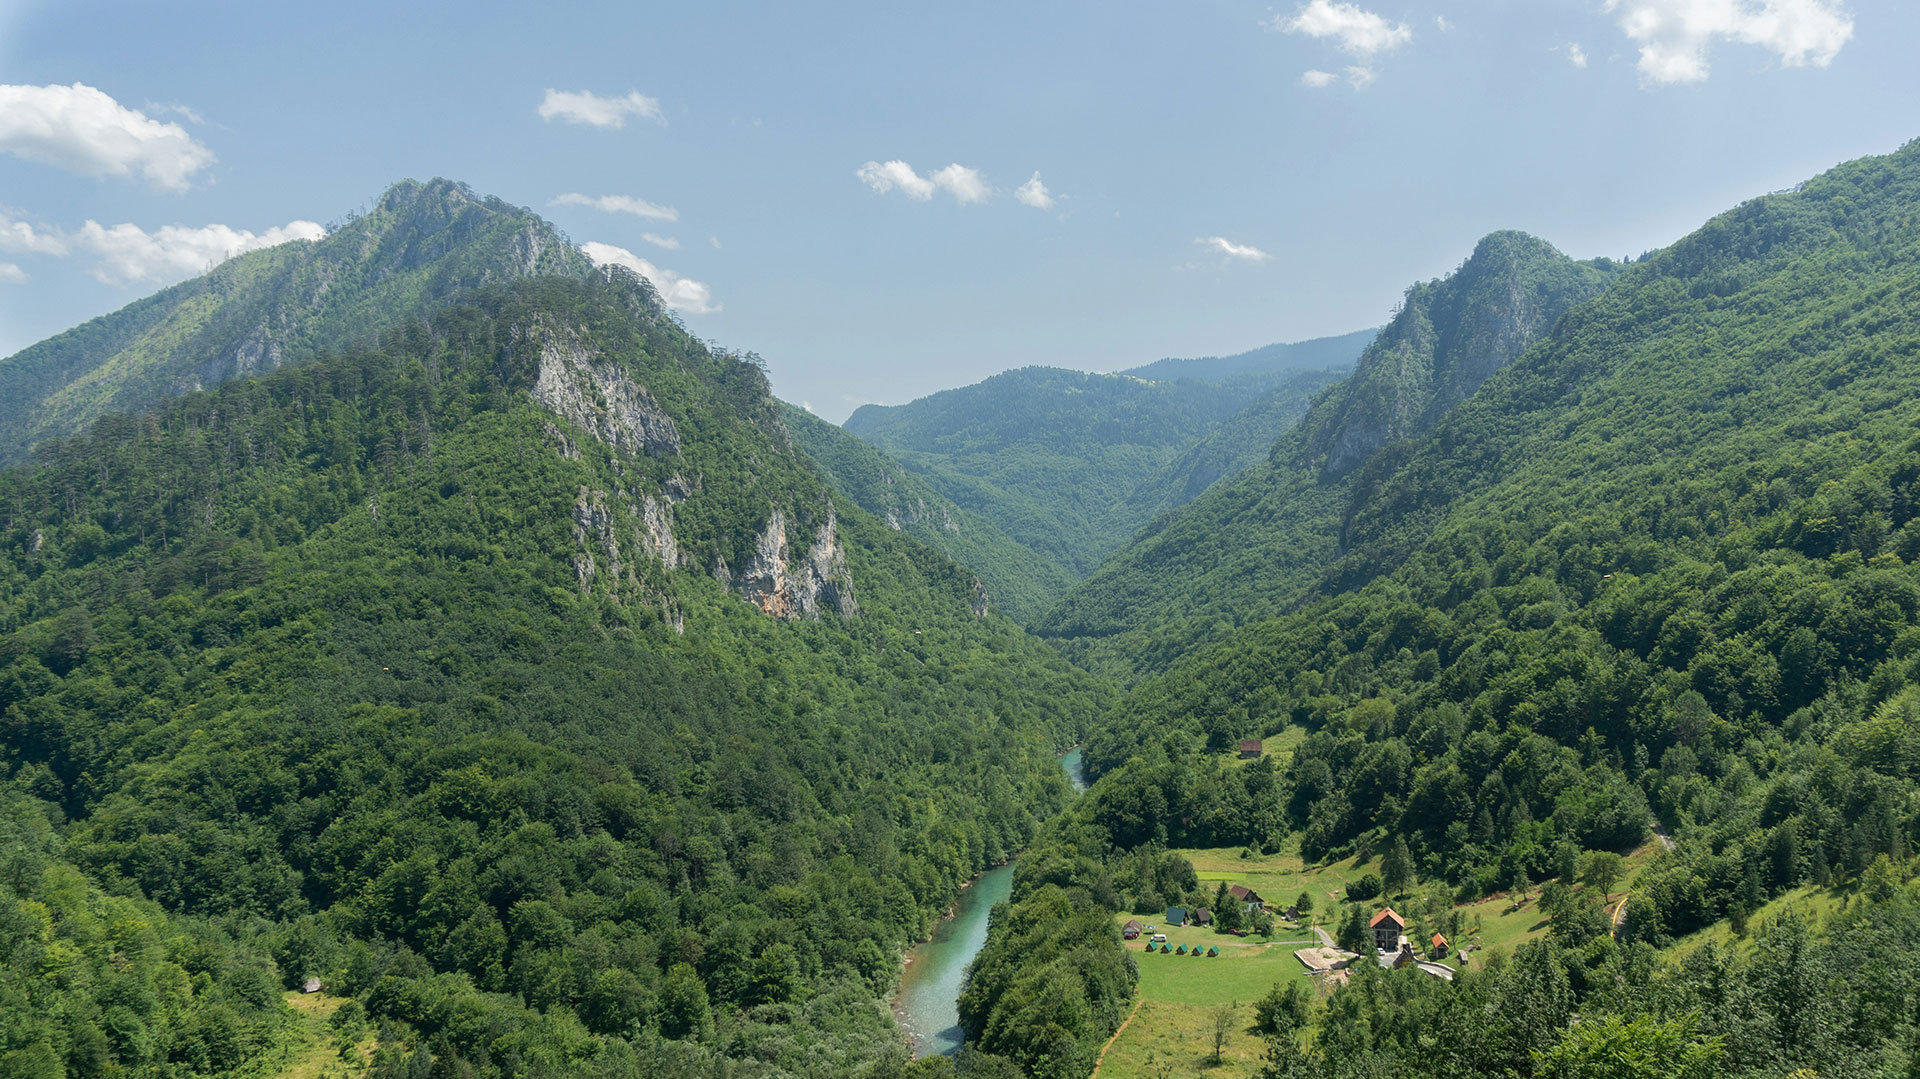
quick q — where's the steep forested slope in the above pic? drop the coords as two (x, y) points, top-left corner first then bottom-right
(1118, 366), (1350, 526)
(844, 351), (1359, 586)
(0, 263), (1103, 1077)
(972, 139), (1920, 1079)
(1041, 233), (1620, 678)
(782, 403), (1075, 623)
(0, 178), (590, 465)
(1092, 138), (1920, 899)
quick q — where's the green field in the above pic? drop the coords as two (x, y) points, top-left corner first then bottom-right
(1095, 836), (1679, 1077)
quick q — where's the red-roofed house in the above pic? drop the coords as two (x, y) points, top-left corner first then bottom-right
(1369, 908), (1405, 954)
(1430, 933), (1448, 959)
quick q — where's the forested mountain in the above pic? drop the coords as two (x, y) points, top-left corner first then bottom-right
(0, 178), (591, 465)
(0, 205), (1106, 1077)
(842, 341), (1364, 591)
(1092, 137), (1920, 906)
(972, 136), (1920, 1079)
(1117, 367), (1350, 526)
(1039, 232), (1620, 677)
(781, 403), (1074, 623)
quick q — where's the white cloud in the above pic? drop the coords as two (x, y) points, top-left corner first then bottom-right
(1435, 15), (1452, 31)
(0, 83), (214, 191)
(709, 235), (722, 249)
(857, 159), (937, 200)
(579, 241), (720, 314)
(75, 219), (325, 285)
(550, 192), (679, 222)
(0, 212), (69, 255)
(1014, 172), (1056, 210)
(857, 159), (992, 205)
(1567, 42), (1590, 68)
(1271, 1), (1412, 56)
(931, 163), (989, 205)
(1345, 65), (1378, 88)
(0, 262), (26, 284)
(1606, 0), (1853, 85)
(1198, 236), (1272, 262)
(1300, 69), (1340, 87)
(538, 89), (664, 128)
(641, 232), (680, 250)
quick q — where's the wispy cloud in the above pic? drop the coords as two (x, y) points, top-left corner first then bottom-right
(0, 83), (215, 191)
(1015, 172), (1056, 210)
(550, 192), (679, 222)
(0, 262), (26, 284)
(144, 101), (207, 125)
(1198, 236), (1272, 262)
(1567, 42), (1590, 68)
(538, 89), (664, 128)
(641, 232), (680, 250)
(580, 241), (720, 314)
(1606, 0), (1853, 85)
(856, 159), (993, 205)
(1300, 69), (1340, 87)
(1270, 0), (1412, 56)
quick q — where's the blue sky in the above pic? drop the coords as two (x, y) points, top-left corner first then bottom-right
(2, 0), (1916, 421)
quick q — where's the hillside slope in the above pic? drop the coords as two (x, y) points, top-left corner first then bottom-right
(0, 178), (591, 464)
(782, 402), (1076, 622)
(1040, 232), (1620, 677)
(0, 244), (1104, 1075)
(1089, 137), (1920, 909)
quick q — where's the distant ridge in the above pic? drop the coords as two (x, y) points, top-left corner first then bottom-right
(1119, 327), (1378, 383)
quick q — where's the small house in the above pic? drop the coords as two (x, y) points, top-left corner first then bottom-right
(1369, 908), (1406, 954)
(1192, 907), (1213, 927)
(1239, 738), (1263, 759)
(1206, 946), (1220, 957)
(1123, 920), (1142, 940)
(1167, 906), (1187, 926)
(1430, 933), (1448, 959)
(1229, 884), (1264, 913)
(1176, 944), (1188, 955)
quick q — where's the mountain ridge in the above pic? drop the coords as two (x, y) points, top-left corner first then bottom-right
(0, 177), (594, 465)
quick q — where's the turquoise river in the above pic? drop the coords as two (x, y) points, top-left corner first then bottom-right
(893, 748), (1088, 1056)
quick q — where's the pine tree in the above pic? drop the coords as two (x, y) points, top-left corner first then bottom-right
(1382, 835), (1415, 893)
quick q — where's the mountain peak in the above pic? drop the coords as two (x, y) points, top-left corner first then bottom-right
(0, 179), (593, 464)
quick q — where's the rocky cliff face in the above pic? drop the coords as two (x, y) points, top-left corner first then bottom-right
(1303, 232), (1621, 478)
(527, 320), (683, 459)
(723, 507), (859, 620)
(527, 319), (857, 622)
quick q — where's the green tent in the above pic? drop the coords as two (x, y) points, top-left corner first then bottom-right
(1190, 947), (1202, 958)
(1175, 944), (1187, 955)
(1207, 947), (1220, 957)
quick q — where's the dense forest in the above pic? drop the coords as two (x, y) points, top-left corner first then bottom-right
(956, 138), (1920, 1078)
(1039, 232), (1621, 680)
(0, 262), (1104, 1077)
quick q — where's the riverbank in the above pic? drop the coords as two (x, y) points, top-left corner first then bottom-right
(893, 861), (1017, 1056)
